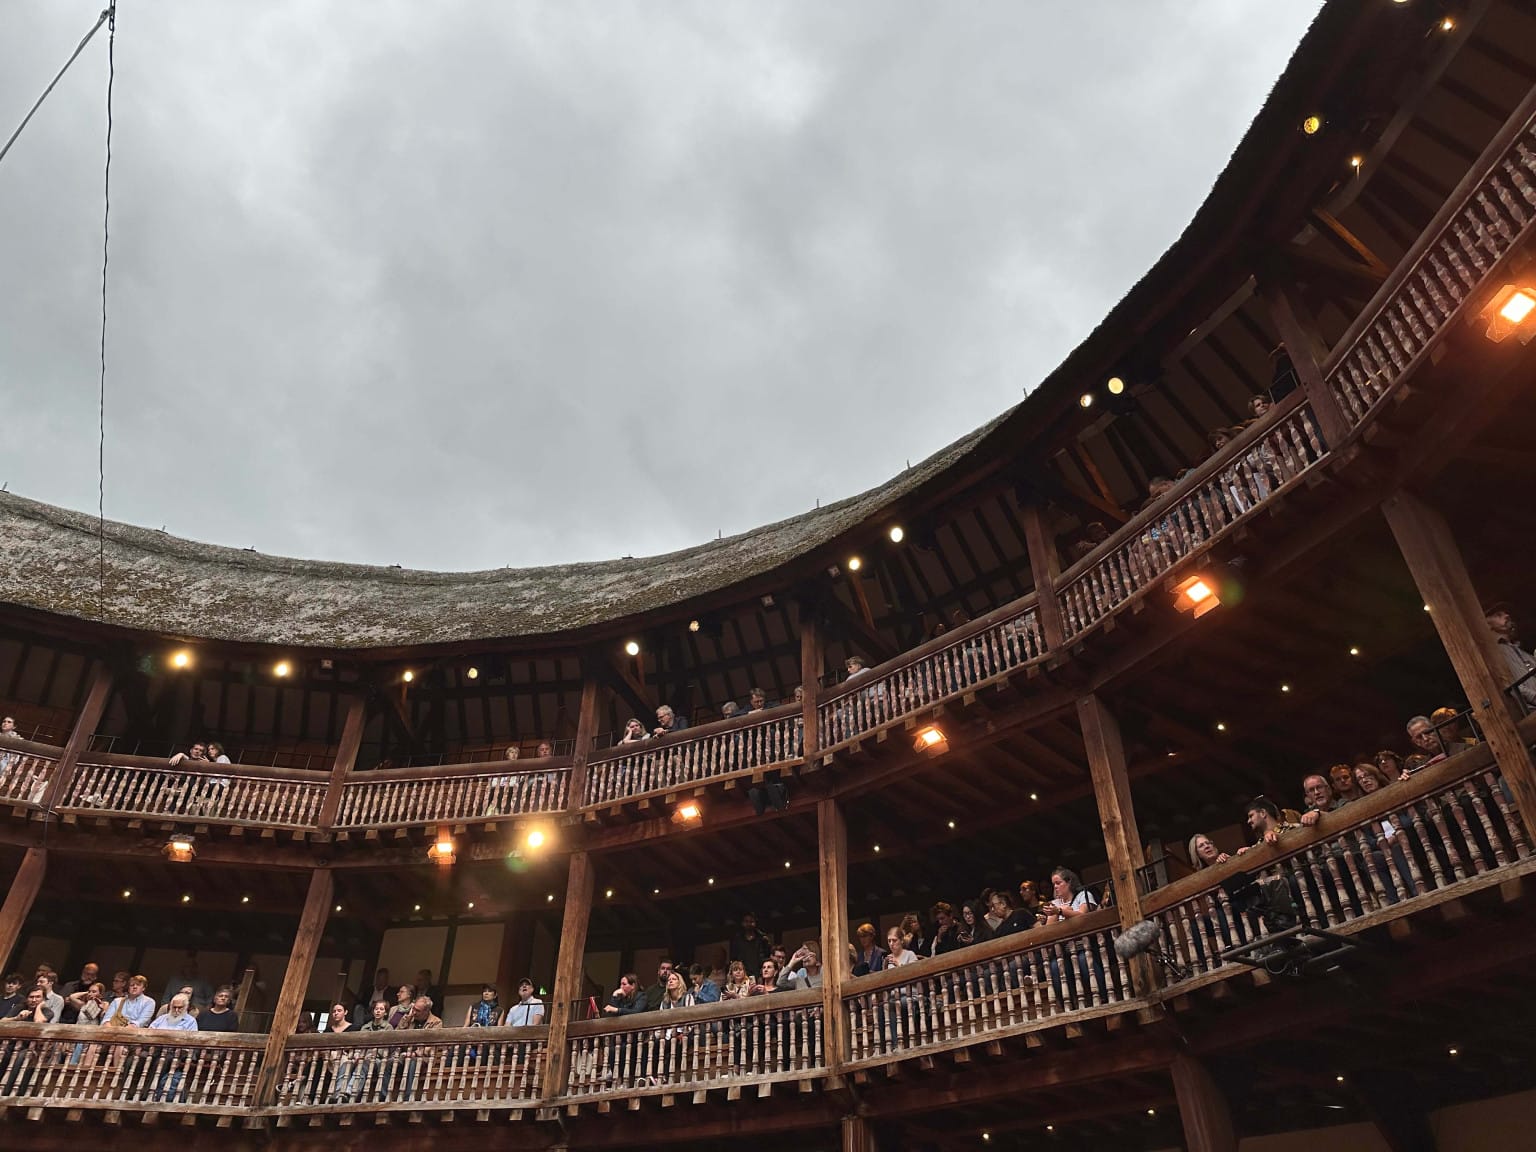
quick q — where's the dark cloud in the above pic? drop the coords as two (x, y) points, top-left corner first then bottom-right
(1, 1), (1322, 570)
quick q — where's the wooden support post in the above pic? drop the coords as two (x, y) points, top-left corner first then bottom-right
(800, 609), (823, 761)
(1171, 1053), (1236, 1152)
(818, 798), (851, 1077)
(42, 663), (113, 813)
(542, 850), (594, 1103)
(566, 676), (602, 813)
(1383, 491), (1536, 833)
(0, 848), (46, 972)
(1021, 505), (1067, 651)
(1078, 693), (1156, 997)
(317, 697), (367, 830)
(253, 868), (334, 1106)
(1257, 278), (1354, 448)
(841, 1114), (877, 1152)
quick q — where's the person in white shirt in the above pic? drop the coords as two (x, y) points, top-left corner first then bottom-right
(502, 980), (544, 1026)
(147, 994), (197, 1102)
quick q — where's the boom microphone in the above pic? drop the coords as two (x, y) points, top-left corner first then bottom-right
(1114, 918), (1162, 960)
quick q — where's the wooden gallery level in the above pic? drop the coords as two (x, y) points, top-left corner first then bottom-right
(5, 2), (1536, 1149)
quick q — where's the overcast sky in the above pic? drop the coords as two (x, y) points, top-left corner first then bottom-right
(1, 1), (1323, 572)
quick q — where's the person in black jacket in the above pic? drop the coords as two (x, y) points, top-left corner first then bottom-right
(729, 912), (772, 973)
(602, 974), (647, 1016)
(928, 902), (962, 957)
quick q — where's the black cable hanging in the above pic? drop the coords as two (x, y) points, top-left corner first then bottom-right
(0, 6), (114, 168)
(99, 3), (117, 615)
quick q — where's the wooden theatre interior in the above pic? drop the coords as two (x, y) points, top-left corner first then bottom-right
(5, 2), (1536, 1148)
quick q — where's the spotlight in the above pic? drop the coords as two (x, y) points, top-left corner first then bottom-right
(273, 661), (291, 678)
(913, 725), (949, 754)
(1350, 155), (1363, 169)
(428, 832), (456, 865)
(1029, 792), (1039, 801)
(784, 860), (791, 869)
(688, 619), (700, 632)
(466, 666), (479, 680)
(873, 844), (881, 853)
(164, 834), (196, 863)
(526, 828), (546, 850)
(171, 650), (192, 669)
(241, 895), (250, 904)
(888, 525), (905, 543)
(121, 889), (132, 899)
(1281, 684), (1291, 693)
(547, 893), (555, 902)
(467, 902), (475, 910)
(605, 889), (614, 899)
(624, 640), (641, 657)
(181, 893), (192, 904)
(748, 781), (790, 816)
(334, 904), (343, 913)
(1106, 376), (1125, 395)
(413, 903), (422, 912)
(708, 877), (715, 885)
(1349, 646), (1361, 657)
(847, 556), (862, 572)
(1079, 392), (1094, 408)
(671, 800), (703, 826)
(1301, 115), (1323, 135)
(1216, 722), (1227, 732)
(403, 670), (414, 683)
(1173, 574), (1219, 617)
(1441, 15), (1455, 30)
(1483, 285), (1536, 344)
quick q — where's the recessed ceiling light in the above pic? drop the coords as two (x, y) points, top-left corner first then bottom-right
(1349, 646), (1361, 656)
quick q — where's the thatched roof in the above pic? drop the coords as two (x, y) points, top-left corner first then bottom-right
(0, 414), (1004, 648)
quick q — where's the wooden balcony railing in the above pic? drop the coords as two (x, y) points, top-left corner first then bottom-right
(1325, 88), (1536, 426)
(0, 1026), (264, 1109)
(0, 740), (60, 807)
(1057, 395), (1325, 642)
(841, 911), (1135, 1068)
(335, 760), (571, 830)
(817, 600), (1046, 752)
(583, 706), (803, 808)
(58, 755), (328, 830)
(1144, 743), (1533, 987)
(273, 1026), (547, 1110)
(564, 988), (824, 1100)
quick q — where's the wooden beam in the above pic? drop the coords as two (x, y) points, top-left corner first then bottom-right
(566, 676), (602, 814)
(596, 650), (656, 725)
(1308, 208), (1390, 276)
(41, 662), (113, 813)
(1020, 504), (1067, 651)
(1256, 278), (1354, 448)
(800, 608), (824, 761)
(317, 696), (366, 830)
(818, 798), (852, 1078)
(1170, 1053), (1236, 1152)
(253, 867), (333, 1105)
(1078, 694), (1154, 996)
(1382, 491), (1536, 835)
(0, 847), (46, 972)
(818, 590), (897, 663)
(842, 1114), (877, 1152)
(1275, 241), (1387, 296)
(543, 849), (594, 1103)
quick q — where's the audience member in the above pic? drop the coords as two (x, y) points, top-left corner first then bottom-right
(721, 962), (751, 1000)
(1486, 601), (1536, 709)
(0, 716), (19, 741)
(618, 719), (647, 745)
(359, 1000), (392, 1032)
(464, 984), (502, 1028)
(327, 1003), (353, 1034)
(748, 688), (769, 713)
(957, 901), (993, 947)
(747, 959), (779, 996)
(851, 924), (886, 976)
(504, 980), (545, 1026)
(150, 993), (197, 1032)
(400, 996), (441, 1030)
(0, 974), (23, 1020)
(656, 969), (695, 1009)
(1237, 797), (1299, 853)
(65, 982), (108, 1026)
(199, 986), (240, 1032)
(884, 927), (918, 967)
(603, 974), (647, 1015)
(536, 741), (554, 758)
(1043, 869), (1097, 922)
(34, 974), (63, 1023)
(730, 912), (772, 973)
(163, 955), (213, 1011)
(776, 943), (824, 991)
(1187, 833), (1229, 870)
(641, 959), (674, 1014)
(207, 742), (231, 764)
(387, 984), (415, 1029)
(7, 987), (52, 1023)
(1329, 763), (1361, 804)
(1299, 774), (1338, 827)
(652, 705), (686, 739)
(168, 742), (207, 766)
(57, 961), (99, 1024)
(1406, 715), (1448, 764)
(415, 969), (442, 1009)
(687, 965), (720, 1004)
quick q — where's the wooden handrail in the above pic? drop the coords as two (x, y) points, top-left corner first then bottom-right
(1321, 82), (1536, 378)
(282, 1023), (549, 1049)
(344, 756), (570, 785)
(1141, 729), (1519, 917)
(565, 986), (823, 1036)
(0, 1022), (266, 1047)
(587, 702), (802, 763)
(74, 751), (329, 783)
(840, 910), (1119, 997)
